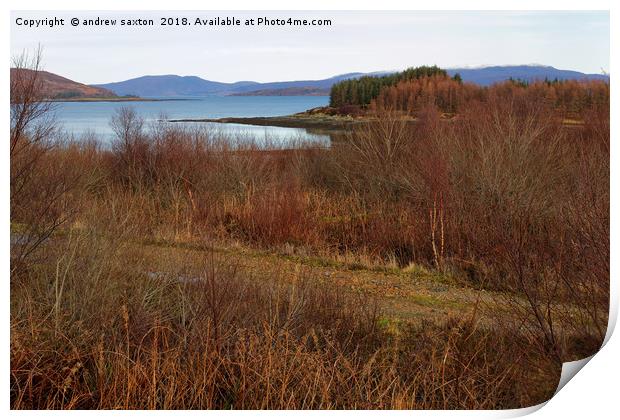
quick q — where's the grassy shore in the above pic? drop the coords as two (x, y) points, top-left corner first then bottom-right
(168, 112), (365, 131)
(168, 107), (587, 132)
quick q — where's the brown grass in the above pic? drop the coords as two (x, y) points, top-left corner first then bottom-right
(11, 232), (560, 409)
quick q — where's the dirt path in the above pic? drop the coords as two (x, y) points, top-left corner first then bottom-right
(139, 241), (505, 325)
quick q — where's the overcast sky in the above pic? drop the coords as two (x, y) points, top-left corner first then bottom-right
(10, 10), (610, 84)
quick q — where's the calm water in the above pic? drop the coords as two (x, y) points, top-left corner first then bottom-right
(51, 96), (330, 146)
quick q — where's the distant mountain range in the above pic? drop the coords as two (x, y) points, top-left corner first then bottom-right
(92, 72), (389, 97)
(93, 65), (608, 97)
(12, 65), (609, 99)
(445, 65), (608, 86)
(230, 87), (331, 96)
(10, 68), (115, 99)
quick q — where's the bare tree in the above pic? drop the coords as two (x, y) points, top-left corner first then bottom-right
(10, 47), (55, 202)
(110, 106), (150, 188)
(10, 48), (78, 275)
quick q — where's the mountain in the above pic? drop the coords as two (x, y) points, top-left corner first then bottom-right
(231, 87), (330, 96)
(93, 75), (260, 97)
(222, 73), (384, 95)
(92, 66), (609, 97)
(446, 65), (609, 86)
(10, 68), (116, 99)
(93, 72), (388, 97)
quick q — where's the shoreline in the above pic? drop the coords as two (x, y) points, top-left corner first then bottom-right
(167, 113), (372, 131)
(167, 112), (585, 132)
(166, 106), (422, 132)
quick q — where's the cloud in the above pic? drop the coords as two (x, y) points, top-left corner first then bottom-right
(10, 10), (609, 84)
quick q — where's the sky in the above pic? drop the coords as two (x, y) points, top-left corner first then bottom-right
(10, 10), (610, 84)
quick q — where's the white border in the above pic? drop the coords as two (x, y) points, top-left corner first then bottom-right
(3, 1), (616, 419)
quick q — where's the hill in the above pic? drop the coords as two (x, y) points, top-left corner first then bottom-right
(93, 66), (608, 98)
(446, 65), (609, 86)
(93, 72), (386, 97)
(93, 75), (260, 97)
(10, 68), (116, 99)
(230, 87), (330, 96)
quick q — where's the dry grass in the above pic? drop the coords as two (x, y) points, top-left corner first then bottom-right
(11, 231), (560, 409)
